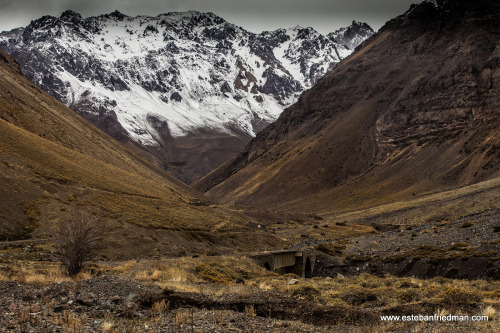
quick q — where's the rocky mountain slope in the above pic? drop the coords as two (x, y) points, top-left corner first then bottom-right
(195, 0), (500, 220)
(0, 49), (281, 258)
(0, 11), (373, 183)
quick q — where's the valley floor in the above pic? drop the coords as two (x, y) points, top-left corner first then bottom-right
(0, 200), (498, 332)
(0, 253), (498, 332)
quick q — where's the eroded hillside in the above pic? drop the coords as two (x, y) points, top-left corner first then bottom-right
(0, 50), (282, 258)
(196, 0), (500, 222)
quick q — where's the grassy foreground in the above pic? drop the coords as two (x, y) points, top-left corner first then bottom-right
(0, 254), (498, 332)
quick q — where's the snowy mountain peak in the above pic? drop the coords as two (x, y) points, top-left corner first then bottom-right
(157, 10), (225, 23)
(328, 21), (374, 50)
(60, 10), (83, 22)
(0, 10), (374, 182)
(101, 10), (128, 21)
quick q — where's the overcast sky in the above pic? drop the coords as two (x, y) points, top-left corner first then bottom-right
(0, 0), (419, 34)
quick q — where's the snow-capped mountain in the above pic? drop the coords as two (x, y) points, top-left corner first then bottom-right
(0, 10), (373, 183)
(327, 21), (374, 50)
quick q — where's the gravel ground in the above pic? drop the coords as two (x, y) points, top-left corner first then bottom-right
(0, 276), (496, 332)
(0, 276), (372, 332)
(345, 208), (500, 256)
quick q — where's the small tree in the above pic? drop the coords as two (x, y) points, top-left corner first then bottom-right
(54, 209), (102, 276)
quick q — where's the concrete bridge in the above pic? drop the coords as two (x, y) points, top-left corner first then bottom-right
(251, 250), (316, 278)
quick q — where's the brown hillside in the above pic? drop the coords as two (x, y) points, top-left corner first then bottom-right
(0, 50), (282, 258)
(195, 0), (500, 219)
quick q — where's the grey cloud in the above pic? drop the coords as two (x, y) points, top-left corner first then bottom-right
(0, 0), (418, 33)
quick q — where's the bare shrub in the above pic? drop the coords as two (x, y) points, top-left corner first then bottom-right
(175, 309), (190, 325)
(152, 299), (168, 315)
(54, 210), (102, 276)
(245, 304), (256, 317)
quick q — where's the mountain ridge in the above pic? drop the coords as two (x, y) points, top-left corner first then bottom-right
(0, 48), (282, 258)
(0, 10), (373, 183)
(195, 0), (500, 220)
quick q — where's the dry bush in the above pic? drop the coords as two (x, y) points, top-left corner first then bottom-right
(53, 209), (103, 276)
(152, 299), (168, 314)
(57, 310), (86, 333)
(135, 269), (165, 282)
(22, 266), (73, 285)
(258, 281), (273, 290)
(112, 260), (136, 273)
(175, 309), (191, 325)
(245, 304), (256, 317)
(440, 287), (482, 307)
(195, 261), (241, 284)
(436, 308), (449, 317)
(483, 305), (497, 320)
(102, 321), (114, 332)
(398, 280), (420, 289)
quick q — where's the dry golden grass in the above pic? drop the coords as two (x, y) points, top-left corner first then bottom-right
(244, 304), (256, 317)
(101, 321), (115, 332)
(0, 261), (91, 285)
(483, 305), (497, 320)
(318, 176), (500, 225)
(119, 255), (273, 284)
(112, 260), (137, 273)
(174, 309), (191, 325)
(152, 299), (168, 314)
(99, 257), (500, 332)
(0, 119), (256, 233)
(55, 310), (86, 333)
(100, 256), (500, 318)
(1, 255), (498, 332)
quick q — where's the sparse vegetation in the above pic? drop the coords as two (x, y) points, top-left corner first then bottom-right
(204, 249), (221, 256)
(53, 210), (103, 276)
(174, 309), (191, 325)
(461, 222), (475, 228)
(448, 242), (470, 251)
(0, 255), (498, 332)
(440, 287), (482, 306)
(314, 242), (347, 256)
(291, 284), (321, 300)
(0, 67), (286, 258)
(152, 299), (168, 314)
(483, 305), (497, 320)
(0, 4), (499, 332)
(193, 256), (266, 285)
(98, 257), (500, 312)
(244, 304), (256, 317)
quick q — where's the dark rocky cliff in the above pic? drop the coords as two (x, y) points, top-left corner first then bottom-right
(196, 0), (500, 211)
